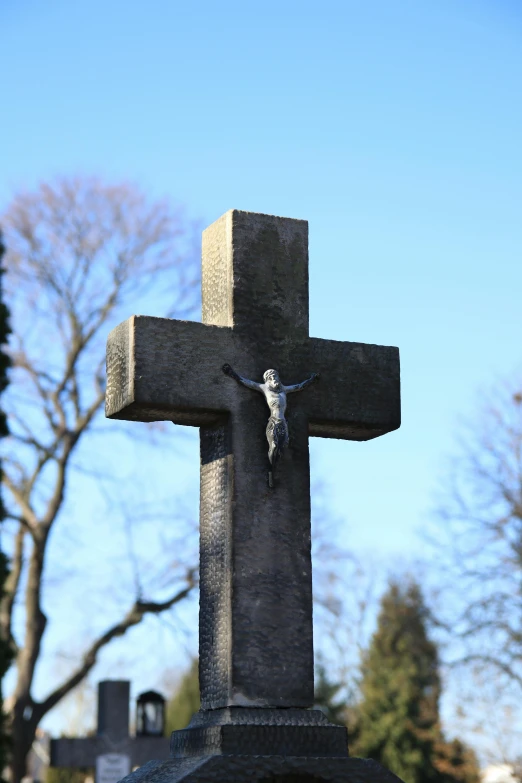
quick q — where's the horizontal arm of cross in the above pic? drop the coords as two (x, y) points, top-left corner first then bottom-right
(306, 337), (400, 440)
(106, 317), (235, 426)
(51, 737), (104, 767)
(106, 316), (400, 441)
(50, 736), (170, 768)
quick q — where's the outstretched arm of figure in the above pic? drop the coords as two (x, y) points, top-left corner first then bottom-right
(284, 372), (320, 394)
(222, 364), (263, 392)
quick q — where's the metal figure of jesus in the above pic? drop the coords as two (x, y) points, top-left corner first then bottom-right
(223, 364), (319, 486)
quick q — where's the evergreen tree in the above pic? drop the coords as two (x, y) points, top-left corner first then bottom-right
(352, 580), (479, 783)
(0, 554), (12, 781)
(314, 663), (348, 726)
(0, 230), (13, 779)
(45, 766), (93, 783)
(165, 660), (200, 734)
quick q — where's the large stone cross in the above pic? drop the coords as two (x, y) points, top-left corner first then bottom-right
(106, 210), (401, 782)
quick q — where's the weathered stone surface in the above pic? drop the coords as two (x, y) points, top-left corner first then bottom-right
(182, 708), (333, 726)
(105, 316), (399, 438)
(199, 425), (232, 707)
(98, 681), (130, 742)
(106, 210), (400, 711)
(105, 210), (403, 782)
(50, 737), (169, 769)
(118, 754), (404, 783)
(170, 708), (347, 758)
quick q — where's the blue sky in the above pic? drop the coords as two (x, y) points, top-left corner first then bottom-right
(2, 0), (522, 747)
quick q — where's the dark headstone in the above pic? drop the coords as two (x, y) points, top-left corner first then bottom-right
(50, 681), (170, 782)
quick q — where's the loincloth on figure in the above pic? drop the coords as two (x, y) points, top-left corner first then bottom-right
(266, 416), (289, 466)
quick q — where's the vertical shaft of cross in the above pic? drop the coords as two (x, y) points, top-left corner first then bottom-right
(198, 210), (314, 710)
(97, 681), (130, 741)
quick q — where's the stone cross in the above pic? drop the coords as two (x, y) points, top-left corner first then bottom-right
(50, 681), (169, 783)
(106, 211), (402, 782)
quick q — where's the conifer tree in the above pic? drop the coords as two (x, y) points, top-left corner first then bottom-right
(0, 230), (13, 779)
(45, 764), (92, 783)
(314, 663), (348, 727)
(352, 580), (479, 783)
(165, 660), (200, 734)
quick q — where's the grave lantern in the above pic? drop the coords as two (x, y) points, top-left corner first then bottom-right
(136, 691), (165, 737)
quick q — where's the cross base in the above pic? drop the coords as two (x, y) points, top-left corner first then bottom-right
(170, 708), (347, 758)
(118, 709), (404, 783)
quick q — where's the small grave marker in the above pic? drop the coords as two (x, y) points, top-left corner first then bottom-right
(96, 753), (131, 783)
(50, 682), (169, 782)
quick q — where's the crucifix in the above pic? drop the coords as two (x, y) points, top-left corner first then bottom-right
(50, 681), (169, 783)
(222, 363), (319, 486)
(106, 210), (402, 782)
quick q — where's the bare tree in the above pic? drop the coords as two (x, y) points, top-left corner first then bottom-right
(0, 177), (200, 782)
(433, 378), (522, 683)
(310, 484), (389, 713)
(425, 376), (522, 766)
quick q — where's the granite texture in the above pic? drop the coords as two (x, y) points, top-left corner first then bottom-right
(98, 681), (130, 741)
(169, 708), (348, 759)
(199, 212), (314, 709)
(118, 755), (404, 783)
(50, 736), (170, 769)
(105, 210), (403, 782)
(185, 708), (332, 727)
(199, 425), (232, 707)
(105, 211), (400, 711)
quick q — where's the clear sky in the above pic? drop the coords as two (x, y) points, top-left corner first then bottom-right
(2, 0), (522, 748)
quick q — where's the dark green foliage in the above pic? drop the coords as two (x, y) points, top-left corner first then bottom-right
(431, 738), (481, 783)
(0, 230), (13, 778)
(46, 766), (93, 783)
(165, 659), (200, 734)
(314, 663), (348, 726)
(0, 553), (13, 778)
(352, 580), (479, 783)
(0, 232), (9, 439)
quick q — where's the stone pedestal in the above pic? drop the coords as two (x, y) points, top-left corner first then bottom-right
(120, 708), (402, 783)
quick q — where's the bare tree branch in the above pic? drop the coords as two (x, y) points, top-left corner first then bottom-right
(0, 525), (25, 647)
(37, 571), (197, 719)
(1, 176), (200, 782)
(3, 475), (38, 533)
(429, 378), (522, 702)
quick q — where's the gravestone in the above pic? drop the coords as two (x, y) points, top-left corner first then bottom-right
(106, 210), (403, 782)
(50, 681), (169, 782)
